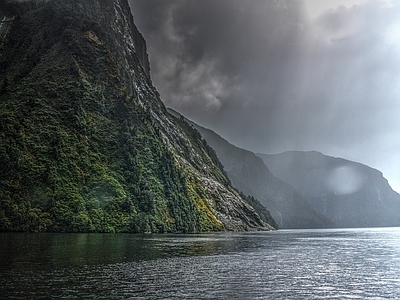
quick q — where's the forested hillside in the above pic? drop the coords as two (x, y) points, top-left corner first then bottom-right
(0, 0), (274, 232)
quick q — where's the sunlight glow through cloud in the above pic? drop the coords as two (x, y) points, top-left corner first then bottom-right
(385, 23), (400, 45)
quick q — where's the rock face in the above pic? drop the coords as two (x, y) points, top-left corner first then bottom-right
(173, 111), (332, 229)
(259, 151), (400, 228)
(0, 0), (273, 232)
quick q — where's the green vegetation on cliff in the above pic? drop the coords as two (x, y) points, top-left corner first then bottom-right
(0, 0), (274, 232)
(0, 1), (220, 233)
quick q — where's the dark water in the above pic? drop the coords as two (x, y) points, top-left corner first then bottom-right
(1, 228), (400, 299)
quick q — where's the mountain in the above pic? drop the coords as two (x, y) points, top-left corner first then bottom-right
(170, 110), (333, 229)
(0, 0), (273, 232)
(259, 151), (400, 228)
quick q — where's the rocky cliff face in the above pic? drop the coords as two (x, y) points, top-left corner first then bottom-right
(173, 110), (332, 229)
(259, 151), (400, 228)
(0, 0), (272, 232)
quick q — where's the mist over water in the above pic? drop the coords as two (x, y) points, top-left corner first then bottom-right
(2, 228), (400, 299)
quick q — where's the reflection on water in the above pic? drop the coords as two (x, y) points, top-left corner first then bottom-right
(0, 233), (257, 269)
(1, 228), (400, 299)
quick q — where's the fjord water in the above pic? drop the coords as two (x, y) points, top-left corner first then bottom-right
(1, 228), (400, 299)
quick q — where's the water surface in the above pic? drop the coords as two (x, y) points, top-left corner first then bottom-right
(1, 228), (400, 299)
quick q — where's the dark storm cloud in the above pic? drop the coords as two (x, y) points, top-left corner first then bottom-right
(129, 0), (305, 133)
(129, 0), (400, 191)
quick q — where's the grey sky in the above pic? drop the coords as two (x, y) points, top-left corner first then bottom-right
(128, 0), (400, 192)
(302, 0), (366, 19)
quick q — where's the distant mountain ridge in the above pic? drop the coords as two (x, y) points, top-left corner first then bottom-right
(169, 109), (333, 229)
(259, 151), (400, 228)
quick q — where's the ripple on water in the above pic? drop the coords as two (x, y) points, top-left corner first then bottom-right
(1, 229), (400, 299)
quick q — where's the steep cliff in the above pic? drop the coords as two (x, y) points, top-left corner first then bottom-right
(259, 151), (400, 228)
(171, 110), (333, 229)
(0, 0), (273, 232)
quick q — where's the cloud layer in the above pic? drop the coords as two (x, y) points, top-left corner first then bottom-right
(129, 0), (400, 191)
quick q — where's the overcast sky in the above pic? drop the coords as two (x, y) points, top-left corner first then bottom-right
(128, 0), (400, 192)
